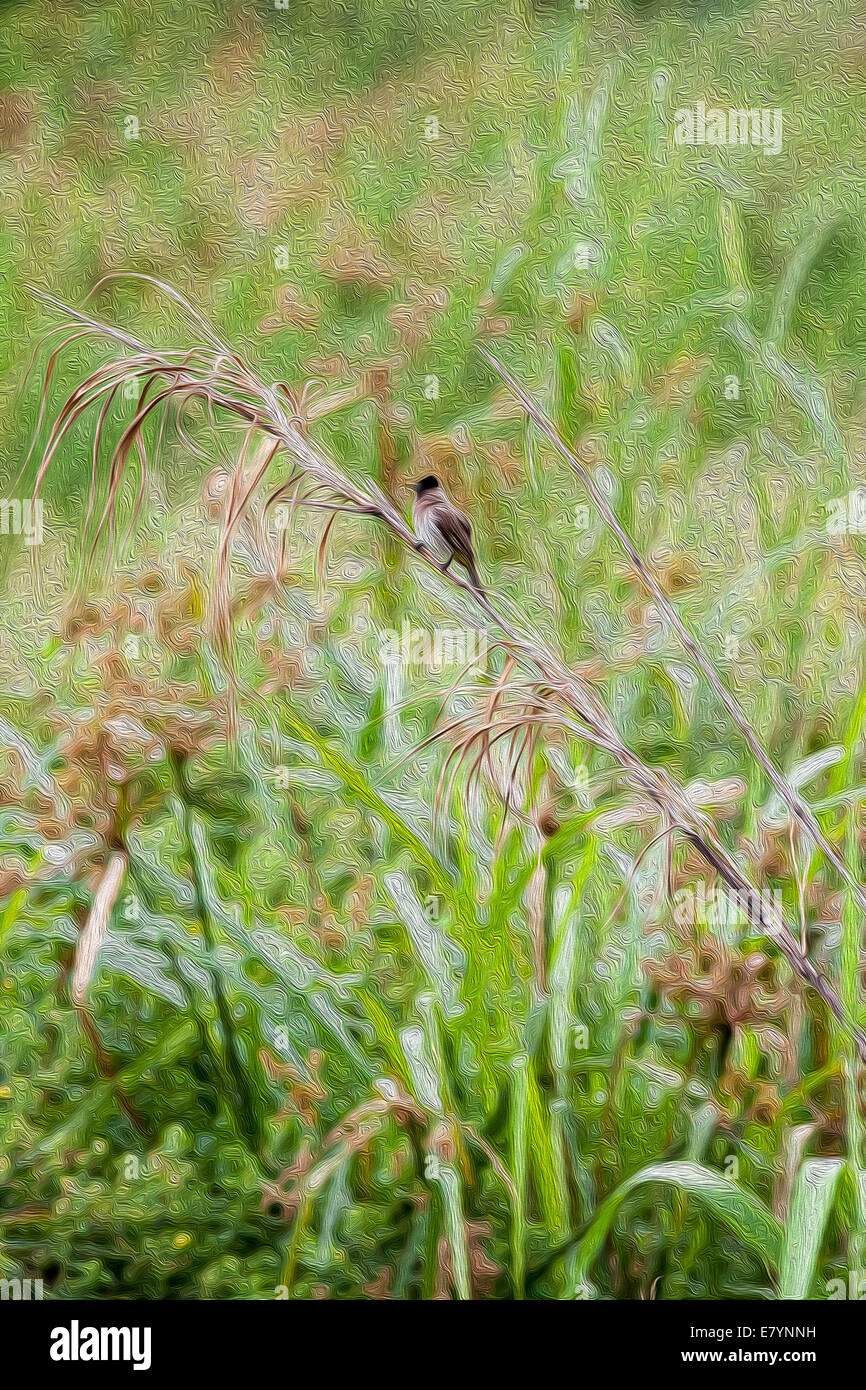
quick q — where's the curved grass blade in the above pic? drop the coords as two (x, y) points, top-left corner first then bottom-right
(777, 1158), (843, 1300)
(567, 1161), (782, 1295)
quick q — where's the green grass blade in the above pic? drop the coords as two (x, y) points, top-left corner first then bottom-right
(568, 1161), (782, 1295)
(777, 1158), (844, 1300)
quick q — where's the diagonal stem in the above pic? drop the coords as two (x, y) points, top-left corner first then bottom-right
(32, 289), (866, 1063)
(478, 344), (866, 927)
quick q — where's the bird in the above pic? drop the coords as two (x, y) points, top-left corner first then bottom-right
(410, 475), (485, 594)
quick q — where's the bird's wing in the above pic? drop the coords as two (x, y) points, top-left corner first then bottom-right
(435, 504), (474, 556)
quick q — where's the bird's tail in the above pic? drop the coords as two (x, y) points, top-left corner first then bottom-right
(467, 559), (485, 597)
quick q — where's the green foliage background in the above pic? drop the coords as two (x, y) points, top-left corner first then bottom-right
(1, 0), (866, 1299)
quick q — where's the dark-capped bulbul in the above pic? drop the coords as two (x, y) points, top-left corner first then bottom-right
(411, 475), (484, 594)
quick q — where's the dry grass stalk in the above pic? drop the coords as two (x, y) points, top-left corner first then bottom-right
(71, 850), (127, 1006)
(29, 280), (866, 1062)
(478, 345), (866, 942)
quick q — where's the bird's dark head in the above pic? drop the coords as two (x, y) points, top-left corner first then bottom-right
(411, 475), (439, 495)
